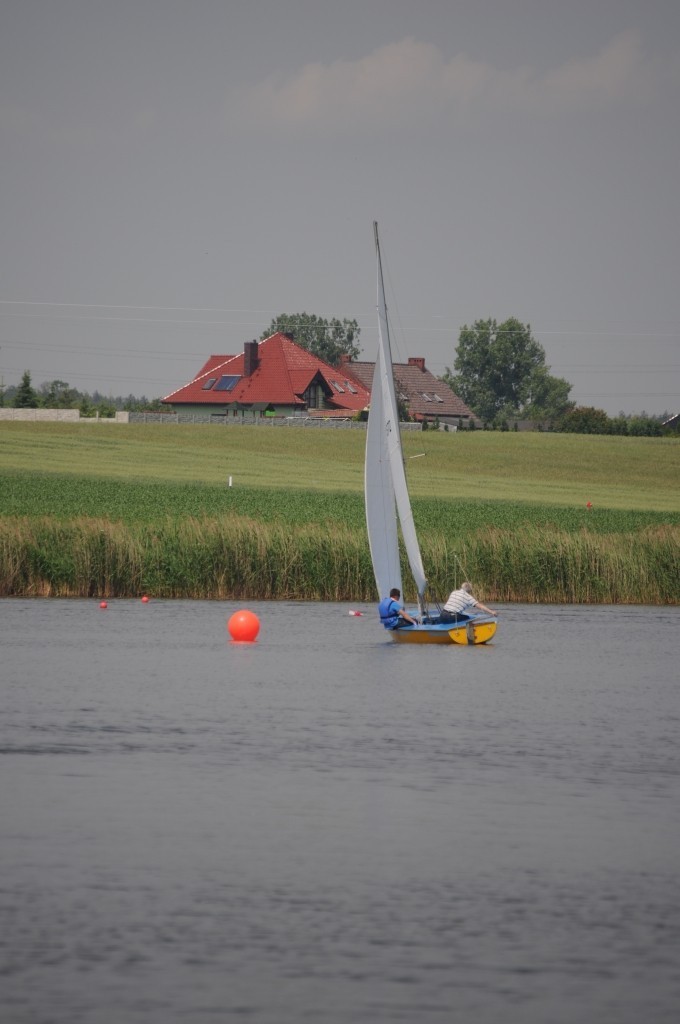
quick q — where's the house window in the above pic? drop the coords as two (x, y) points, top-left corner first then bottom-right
(214, 375), (240, 391)
(330, 380), (345, 393)
(422, 393), (433, 401)
(202, 378), (217, 390)
(345, 381), (358, 394)
(306, 383), (321, 408)
(433, 393), (444, 403)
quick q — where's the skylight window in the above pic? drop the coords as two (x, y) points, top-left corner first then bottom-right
(202, 378), (217, 390)
(433, 393), (444, 403)
(331, 380), (345, 393)
(422, 393), (433, 401)
(345, 381), (358, 394)
(214, 375), (240, 392)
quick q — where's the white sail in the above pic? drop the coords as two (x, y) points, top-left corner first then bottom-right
(365, 343), (402, 599)
(365, 222), (427, 605)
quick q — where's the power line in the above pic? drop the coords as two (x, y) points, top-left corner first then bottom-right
(2, 365), (677, 400)
(1, 301), (678, 338)
(4, 342), (678, 373)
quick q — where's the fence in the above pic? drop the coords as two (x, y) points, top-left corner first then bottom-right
(0, 407), (430, 430)
(0, 409), (129, 423)
(126, 412), (426, 430)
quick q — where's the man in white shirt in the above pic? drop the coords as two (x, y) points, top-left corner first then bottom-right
(439, 581), (497, 623)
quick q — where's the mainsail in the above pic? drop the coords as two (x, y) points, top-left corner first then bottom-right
(365, 222), (427, 608)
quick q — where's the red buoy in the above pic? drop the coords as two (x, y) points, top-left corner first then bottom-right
(228, 609), (260, 642)
(141, 595), (149, 603)
(100, 601), (108, 609)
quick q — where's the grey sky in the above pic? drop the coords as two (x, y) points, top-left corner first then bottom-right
(1, 0), (679, 415)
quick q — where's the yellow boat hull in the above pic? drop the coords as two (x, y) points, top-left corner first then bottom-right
(388, 619), (497, 645)
(448, 620), (497, 645)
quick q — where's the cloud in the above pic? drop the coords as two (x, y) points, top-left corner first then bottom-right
(227, 31), (659, 133)
(533, 30), (655, 110)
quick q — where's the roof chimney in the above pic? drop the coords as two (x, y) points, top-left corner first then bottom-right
(338, 353), (352, 366)
(408, 357), (426, 372)
(244, 339), (259, 376)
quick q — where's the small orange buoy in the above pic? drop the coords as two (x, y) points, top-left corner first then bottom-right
(228, 609), (260, 642)
(100, 601), (108, 609)
(586, 501), (592, 510)
(141, 595), (149, 603)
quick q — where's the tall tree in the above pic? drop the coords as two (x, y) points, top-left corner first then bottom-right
(443, 317), (573, 422)
(13, 370), (39, 408)
(40, 380), (80, 408)
(522, 366), (574, 421)
(262, 313), (361, 365)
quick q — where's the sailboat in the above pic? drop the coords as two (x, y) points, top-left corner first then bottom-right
(364, 222), (497, 645)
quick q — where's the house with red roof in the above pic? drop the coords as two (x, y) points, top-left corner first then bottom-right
(162, 333), (475, 426)
(162, 333), (371, 419)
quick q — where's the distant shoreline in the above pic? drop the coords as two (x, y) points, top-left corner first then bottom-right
(1, 425), (678, 604)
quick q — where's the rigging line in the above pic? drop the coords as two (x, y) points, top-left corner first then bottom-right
(451, 551), (472, 591)
(374, 239), (412, 367)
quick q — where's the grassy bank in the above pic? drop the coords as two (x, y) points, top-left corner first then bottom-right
(2, 421), (679, 509)
(3, 472), (678, 534)
(1, 424), (678, 603)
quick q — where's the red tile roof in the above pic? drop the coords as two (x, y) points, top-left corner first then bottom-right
(163, 333), (371, 413)
(163, 336), (472, 421)
(341, 358), (475, 420)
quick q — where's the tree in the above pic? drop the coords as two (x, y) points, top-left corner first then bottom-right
(40, 379), (80, 408)
(556, 406), (612, 434)
(442, 318), (573, 422)
(13, 370), (39, 408)
(523, 366), (575, 422)
(262, 313), (361, 365)
(627, 416), (662, 437)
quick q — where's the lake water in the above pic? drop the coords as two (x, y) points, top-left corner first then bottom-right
(1, 599), (679, 1024)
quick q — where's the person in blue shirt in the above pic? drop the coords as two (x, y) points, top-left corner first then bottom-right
(378, 588), (418, 629)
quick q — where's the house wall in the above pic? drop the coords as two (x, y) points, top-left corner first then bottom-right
(165, 404), (293, 419)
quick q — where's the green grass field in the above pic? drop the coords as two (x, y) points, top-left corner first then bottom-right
(2, 421), (679, 509)
(1, 423), (678, 602)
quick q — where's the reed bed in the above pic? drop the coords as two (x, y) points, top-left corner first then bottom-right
(0, 516), (375, 601)
(1, 515), (678, 605)
(422, 524), (679, 605)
